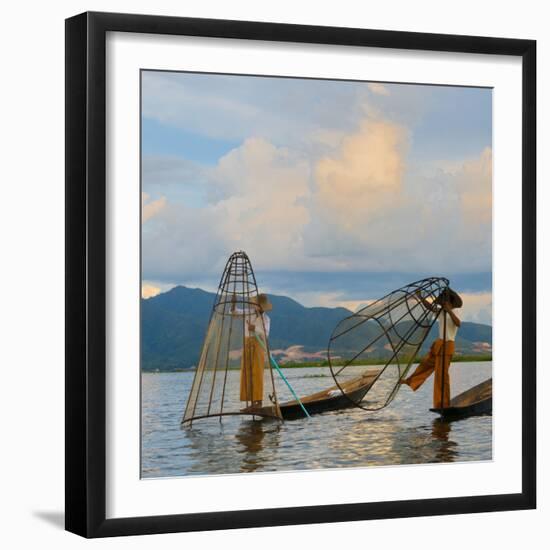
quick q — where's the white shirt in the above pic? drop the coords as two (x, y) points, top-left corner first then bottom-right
(253, 312), (270, 338)
(234, 307), (270, 337)
(438, 310), (458, 341)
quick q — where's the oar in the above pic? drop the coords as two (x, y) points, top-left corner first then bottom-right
(254, 334), (311, 419)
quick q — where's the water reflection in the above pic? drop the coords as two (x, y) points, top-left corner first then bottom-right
(430, 419), (458, 463)
(141, 362), (492, 478)
(235, 420), (281, 472)
(182, 421), (236, 475)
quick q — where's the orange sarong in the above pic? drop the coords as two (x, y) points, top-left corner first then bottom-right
(240, 336), (265, 402)
(405, 338), (455, 408)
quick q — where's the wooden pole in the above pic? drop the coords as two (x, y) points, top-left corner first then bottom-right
(440, 308), (447, 410)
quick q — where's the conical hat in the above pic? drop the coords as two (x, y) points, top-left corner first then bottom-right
(436, 287), (463, 308)
(255, 293), (272, 312)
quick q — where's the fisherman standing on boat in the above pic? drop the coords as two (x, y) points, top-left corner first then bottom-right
(231, 293), (273, 413)
(401, 288), (463, 408)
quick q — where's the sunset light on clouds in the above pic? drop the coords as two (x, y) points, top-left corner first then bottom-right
(141, 72), (492, 322)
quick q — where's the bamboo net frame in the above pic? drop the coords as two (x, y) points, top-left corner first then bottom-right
(328, 277), (450, 411)
(181, 251), (282, 426)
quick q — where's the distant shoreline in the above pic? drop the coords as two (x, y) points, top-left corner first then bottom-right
(142, 354), (492, 373)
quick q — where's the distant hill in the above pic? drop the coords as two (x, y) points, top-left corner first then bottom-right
(141, 286), (492, 371)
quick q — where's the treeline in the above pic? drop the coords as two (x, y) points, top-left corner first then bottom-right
(279, 354), (492, 369)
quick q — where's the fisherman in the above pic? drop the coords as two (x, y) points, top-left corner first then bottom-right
(231, 293), (273, 412)
(401, 287), (463, 408)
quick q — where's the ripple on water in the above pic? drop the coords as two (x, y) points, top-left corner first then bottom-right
(141, 363), (492, 477)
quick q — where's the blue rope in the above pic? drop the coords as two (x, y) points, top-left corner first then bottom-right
(254, 334), (311, 419)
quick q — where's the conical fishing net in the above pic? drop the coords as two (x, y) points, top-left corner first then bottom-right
(182, 251), (282, 426)
(328, 277), (449, 411)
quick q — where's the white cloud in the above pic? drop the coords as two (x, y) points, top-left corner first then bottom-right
(142, 73), (260, 142)
(142, 198), (229, 279)
(302, 133), (492, 274)
(456, 147), (492, 225)
(458, 291), (492, 324)
(141, 71), (365, 149)
(141, 283), (161, 299)
(143, 156), (206, 186)
(140, 73), (493, 320)
(368, 83), (390, 96)
(142, 138), (311, 279)
(314, 118), (408, 229)
(142, 192), (166, 222)
(142, 120), (493, 280)
(141, 70), (493, 290)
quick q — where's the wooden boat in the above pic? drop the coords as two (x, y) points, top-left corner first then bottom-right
(262, 370), (380, 420)
(430, 378), (492, 420)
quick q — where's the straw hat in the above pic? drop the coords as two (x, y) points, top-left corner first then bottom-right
(436, 287), (463, 309)
(256, 294), (273, 312)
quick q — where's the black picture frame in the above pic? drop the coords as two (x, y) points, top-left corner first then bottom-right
(65, 11), (536, 538)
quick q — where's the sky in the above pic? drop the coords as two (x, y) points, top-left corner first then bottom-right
(141, 71), (493, 324)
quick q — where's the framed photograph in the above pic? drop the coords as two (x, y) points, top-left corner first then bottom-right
(65, 11), (536, 538)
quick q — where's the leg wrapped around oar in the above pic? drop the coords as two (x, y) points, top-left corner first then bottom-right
(404, 339), (455, 408)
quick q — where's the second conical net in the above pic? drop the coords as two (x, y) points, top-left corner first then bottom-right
(328, 277), (449, 411)
(182, 251), (282, 425)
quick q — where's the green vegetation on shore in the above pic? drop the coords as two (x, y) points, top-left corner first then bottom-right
(278, 354), (492, 369)
(143, 354), (492, 372)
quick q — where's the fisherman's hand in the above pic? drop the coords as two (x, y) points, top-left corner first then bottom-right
(248, 322), (256, 332)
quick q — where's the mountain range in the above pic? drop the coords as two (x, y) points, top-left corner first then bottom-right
(141, 286), (492, 371)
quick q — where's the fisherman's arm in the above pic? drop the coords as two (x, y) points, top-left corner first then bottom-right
(230, 294), (252, 316)
(414, 290), (436, 311)
(230, 295), (259, 333)
(443, 303), (461, 327)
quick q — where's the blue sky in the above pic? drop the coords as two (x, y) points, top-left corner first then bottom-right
(141, 71), (493, 323)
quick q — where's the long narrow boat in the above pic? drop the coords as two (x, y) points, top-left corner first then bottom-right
(262, 370), (379, 420)
(430, 378), (492, 420)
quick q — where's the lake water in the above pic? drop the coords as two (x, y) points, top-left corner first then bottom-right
(141, 362), (492, 478)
